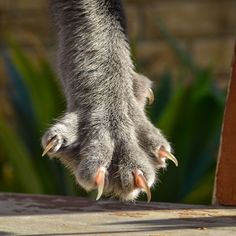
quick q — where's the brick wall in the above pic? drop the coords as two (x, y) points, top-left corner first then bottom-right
(0, 0), (235, 86)
(124, 0), (235, 85)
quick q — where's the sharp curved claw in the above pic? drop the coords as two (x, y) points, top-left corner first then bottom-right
(42, 136), (58, 157)
(146, 88), (154, 105)
(134, 169), (151, 203)
(159, 147), (178, 167)
(95, 167), (106, 201)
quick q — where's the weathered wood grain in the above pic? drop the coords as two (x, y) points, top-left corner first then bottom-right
(0, 193), (235, 236)
(214, 41), (236, 206)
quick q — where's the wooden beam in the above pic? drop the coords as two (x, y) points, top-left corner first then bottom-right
(0, 193), (236, 235)
(213, 41), (236, 206)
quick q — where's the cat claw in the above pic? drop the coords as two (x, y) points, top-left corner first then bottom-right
(158, 146), (178, 167)
(133, 169), (151, 203)
(146, 88), (154, 105)
(95, 167), (106, 200)
(42, 136), (59, 156)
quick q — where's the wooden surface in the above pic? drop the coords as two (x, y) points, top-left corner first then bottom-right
(0, 193), (235, 236)
(213, 41), (236, 206)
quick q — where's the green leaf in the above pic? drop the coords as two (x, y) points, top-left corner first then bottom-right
(0, 118), (43, 193)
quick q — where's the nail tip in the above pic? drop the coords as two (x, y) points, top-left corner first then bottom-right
(147, 88), (154, 105)
(41, 151), (47, 157)
(96, 187), (104, 201)
(95, 168), (106, 201)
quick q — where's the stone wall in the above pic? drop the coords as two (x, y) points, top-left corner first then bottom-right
(0, 0), (235, 86)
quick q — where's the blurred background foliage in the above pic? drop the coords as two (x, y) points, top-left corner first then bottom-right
(0, 22), (226, 204)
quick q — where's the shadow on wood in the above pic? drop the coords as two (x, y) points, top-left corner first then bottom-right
(0, 193), (235, 235)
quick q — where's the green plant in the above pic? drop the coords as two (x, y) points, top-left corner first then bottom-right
(138, 19), (226, 204)
(147, 69), (225, 204)
(0, 38), (86, 196)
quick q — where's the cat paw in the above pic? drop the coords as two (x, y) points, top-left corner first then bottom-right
(103, 116), (177, 202)
(41, 74), (177, 202)
(133, 73), (154, 106)
(41, 112), (78, 157)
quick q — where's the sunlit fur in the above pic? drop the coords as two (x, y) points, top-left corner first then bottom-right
(42, 0), (171, 201)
